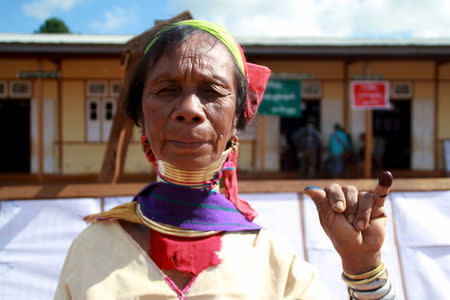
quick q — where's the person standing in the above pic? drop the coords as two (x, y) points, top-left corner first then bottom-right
(292, 117), (321, 178)
(328, 123), (350, 178)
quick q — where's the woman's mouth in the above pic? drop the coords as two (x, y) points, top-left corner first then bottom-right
(167, 140), (209, 150)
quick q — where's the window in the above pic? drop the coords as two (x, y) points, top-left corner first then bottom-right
(86, 80), (118, 142)
(10, 80), (32, 98)
(302, 81), (322, 99)
(87, 80), (107, 97)
(110, 80), (121, 97)
(390, 82), (413, 99)
(0, 81), (6, 98)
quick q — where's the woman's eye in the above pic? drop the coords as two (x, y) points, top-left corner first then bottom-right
(156, 87), (178, 96)
(200, 86), (223, 98)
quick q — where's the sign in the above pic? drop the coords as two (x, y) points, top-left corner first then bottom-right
(18, 71), (60, 79)
(258, 79), (301, 117)
(351, 81), (390, 109)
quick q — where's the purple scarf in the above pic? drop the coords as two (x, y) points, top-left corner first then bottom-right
(134, 182), (261, 232)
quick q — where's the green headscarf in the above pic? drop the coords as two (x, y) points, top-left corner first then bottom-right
(144, 19), (245, 74)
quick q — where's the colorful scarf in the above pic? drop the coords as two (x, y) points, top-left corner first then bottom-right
(136, 182), (261, 232)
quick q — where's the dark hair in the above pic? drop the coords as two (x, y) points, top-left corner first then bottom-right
(125, 25), (248, 130)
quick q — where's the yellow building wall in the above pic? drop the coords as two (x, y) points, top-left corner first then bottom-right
(43, 80), (58, 99)
(323, 81), (344, 99)
(63, 144), (105, 174)
(372, 61), (432, 79)
(348, 61), (366, 75)
(253, 59), (344, 79)
(62, 80), (84, 141)
(124, 144), (154, 174)
(414, 81), (434, 99)
(63, 143), (155, 175)
(0, 58), (57, 78)
(238, 140), (254, 170)
(348, 60), (434, 80)
(438, 63), (450, 80)
(62, 59), (121, 79)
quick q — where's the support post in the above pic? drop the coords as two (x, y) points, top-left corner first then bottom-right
(364, 109), (373, 178)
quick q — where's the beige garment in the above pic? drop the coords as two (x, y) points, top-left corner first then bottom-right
(54, 221), (329, 300)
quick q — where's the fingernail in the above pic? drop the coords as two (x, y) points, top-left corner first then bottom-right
(305, 186), (321, 190)
(356, 220), (364, 231)
(335, 201), (345, 211)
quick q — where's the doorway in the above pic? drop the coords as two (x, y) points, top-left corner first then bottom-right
(280, 100), (321, 171)
(0, 99), (31, 173)
(372, 100), (411, 170)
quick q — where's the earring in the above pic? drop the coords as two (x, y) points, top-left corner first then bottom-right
(230, 136), (239, 151)
(141, 135), (156, 164)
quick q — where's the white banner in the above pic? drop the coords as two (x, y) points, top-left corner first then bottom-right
(1, 191), (449, 299)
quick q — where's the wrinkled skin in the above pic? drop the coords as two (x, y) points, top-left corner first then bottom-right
(304, 178), (391, 274)
(141, 33), (237, 170)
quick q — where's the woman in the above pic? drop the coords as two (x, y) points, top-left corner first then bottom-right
(54, 20), (394, 299)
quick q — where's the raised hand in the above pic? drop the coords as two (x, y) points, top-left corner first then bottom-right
(304, 171), (393, 274)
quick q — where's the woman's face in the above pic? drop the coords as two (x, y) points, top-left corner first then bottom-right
(141, 32), (238, 170)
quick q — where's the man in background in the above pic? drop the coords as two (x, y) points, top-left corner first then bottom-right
(292, 117), (321, 178)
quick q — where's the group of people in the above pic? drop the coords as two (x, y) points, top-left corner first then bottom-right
(291, 120), (385, 178)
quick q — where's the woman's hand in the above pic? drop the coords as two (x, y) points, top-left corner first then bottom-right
(304, 171), (393, 274)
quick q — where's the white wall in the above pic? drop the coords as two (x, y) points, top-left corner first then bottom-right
(44, 99), (57, 173)
(412, 98), (435, 170)
(257, 115), (280, 171)
(321, 98), (344, 149)
(31, 99), (58, 174)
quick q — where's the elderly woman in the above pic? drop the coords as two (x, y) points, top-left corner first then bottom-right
(54, 20), (395, 300)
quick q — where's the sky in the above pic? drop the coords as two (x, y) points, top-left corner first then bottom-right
(1, 0), (450, 39)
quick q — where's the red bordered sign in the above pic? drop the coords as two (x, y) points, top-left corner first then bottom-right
(350, 81), (390, 109)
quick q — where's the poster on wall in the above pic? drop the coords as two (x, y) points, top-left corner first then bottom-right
(258, 79), (301, 117)
(350, 81), (390, 109)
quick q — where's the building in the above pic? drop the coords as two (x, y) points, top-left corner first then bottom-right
(1, 33), (450, 181)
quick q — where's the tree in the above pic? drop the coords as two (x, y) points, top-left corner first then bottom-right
(35, 18), (71, 33)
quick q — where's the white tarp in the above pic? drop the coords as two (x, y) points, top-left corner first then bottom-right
(0, 198), (99, 300)
(390, 191), (450, 300)
(0, 191), (449, 299)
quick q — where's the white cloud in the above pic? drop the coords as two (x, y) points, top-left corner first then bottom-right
(22, 0), (78, 20)
(168, 0), (450, 38)
(90, 6), (137, 33)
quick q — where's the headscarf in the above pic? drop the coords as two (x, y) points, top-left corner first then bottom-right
(142, 20), (271, 221)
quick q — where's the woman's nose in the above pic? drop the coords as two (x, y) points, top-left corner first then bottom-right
(172, 93), (206, 123)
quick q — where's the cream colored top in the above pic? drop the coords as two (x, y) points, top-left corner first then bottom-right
(54, 221), (329, 300)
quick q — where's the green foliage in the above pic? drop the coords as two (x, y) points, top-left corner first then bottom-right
(35, 18), (71, 33)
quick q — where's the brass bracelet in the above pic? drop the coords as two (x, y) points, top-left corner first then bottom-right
(342, 266), (386, 286)
(343, 263), (385, 280)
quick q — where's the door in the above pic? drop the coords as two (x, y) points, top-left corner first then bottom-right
(373, 100), (411, 170)
(280, 100), (321, 171)
(0, 99), (31, 173)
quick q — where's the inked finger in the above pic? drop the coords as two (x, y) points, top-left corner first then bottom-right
(355, 191), (373, 231)
(342, 185), (358, 224)
(373, 171), (393, 207)
(304, 186), (328, 218)
(324, 183), (346, 213)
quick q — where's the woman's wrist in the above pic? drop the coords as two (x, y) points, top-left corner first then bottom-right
(341, 251), (381, 275)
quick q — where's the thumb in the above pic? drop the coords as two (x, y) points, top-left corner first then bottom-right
(304, 186), (327, 209)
